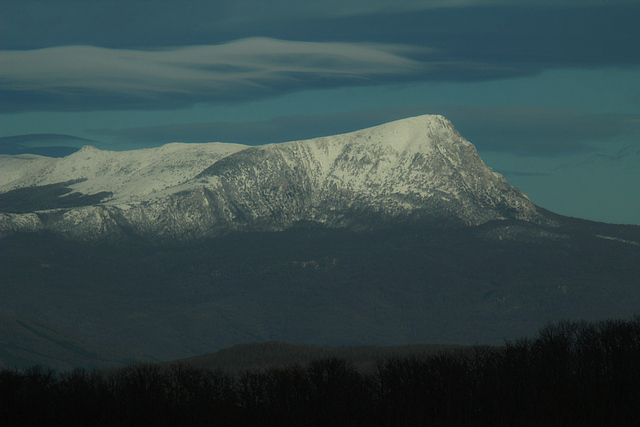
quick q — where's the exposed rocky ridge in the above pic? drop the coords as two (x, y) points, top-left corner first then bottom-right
(0, 115), (542, 240)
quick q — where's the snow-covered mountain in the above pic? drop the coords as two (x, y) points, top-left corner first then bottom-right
(3, 115), (640, 362)
(0, 115), (542, 240)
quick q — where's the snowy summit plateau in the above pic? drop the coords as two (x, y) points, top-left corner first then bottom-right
(1, 115), (542, 240)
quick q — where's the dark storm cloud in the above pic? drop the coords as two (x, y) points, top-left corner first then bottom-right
(1, 1), (638, 113)
(91, 107), (640, 157)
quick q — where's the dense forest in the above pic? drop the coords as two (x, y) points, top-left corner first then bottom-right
(2, 317), (639, 426)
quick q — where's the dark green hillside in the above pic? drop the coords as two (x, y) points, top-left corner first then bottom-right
(0, 315), (152, 371)
(1, 216), (639, 361)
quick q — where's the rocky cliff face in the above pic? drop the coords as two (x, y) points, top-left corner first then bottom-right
(0, 115), (541, 240)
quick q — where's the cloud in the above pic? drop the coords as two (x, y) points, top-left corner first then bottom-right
(0, 134), (91, 157)
(3, 2), (637, 49)
(3, 2), (635, 49)
(3, 38), (537, 113)
(90, 106), (640, 158)
(2, 3), (638, 113)
(219, 0), (640, 27)
(1, 39), (432, 113)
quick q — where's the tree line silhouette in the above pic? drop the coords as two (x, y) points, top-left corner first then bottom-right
(2, 316), (639, 426)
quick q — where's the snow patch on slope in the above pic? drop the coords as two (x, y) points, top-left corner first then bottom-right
(0, 142), (248, 204)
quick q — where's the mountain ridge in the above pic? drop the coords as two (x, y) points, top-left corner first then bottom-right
(0, 115), (543, 241)
(1, 115), (638, 364)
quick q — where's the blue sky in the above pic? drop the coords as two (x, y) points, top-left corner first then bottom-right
(1, 1), (639, 224)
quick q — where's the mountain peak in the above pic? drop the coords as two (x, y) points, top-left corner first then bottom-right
(346, 114), (459, 153)
(78, 145), (101, 152)
(0, 116), (542, 240)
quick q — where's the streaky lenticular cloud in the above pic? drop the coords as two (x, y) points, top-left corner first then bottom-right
(223, 0), (640, 22)
(1, 38), (429, 112)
